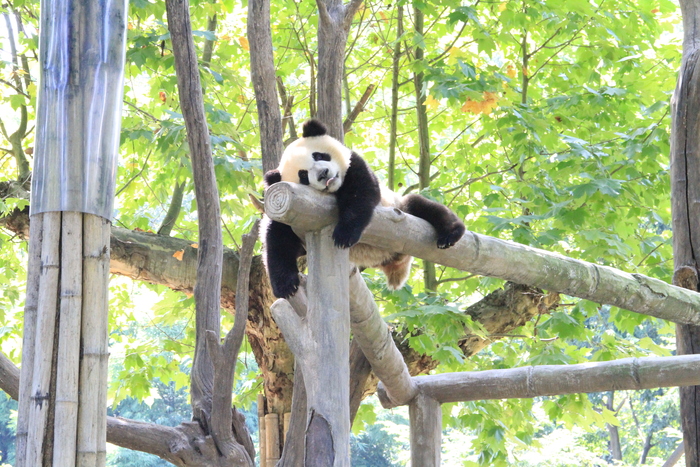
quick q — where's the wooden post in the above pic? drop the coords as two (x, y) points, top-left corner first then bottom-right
(271, 224), (351, 466)
(15, 213), (43, 467)
(409, 393), (441, 467)
(265, 413), (280, 467)
(24, 211), (61, 466)
(258, 394), (267, 467)
(53, 212), (83, 467)
(77, 215), (111, 467)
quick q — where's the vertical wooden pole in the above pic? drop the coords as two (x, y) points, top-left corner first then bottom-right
(672, 2), (700, 465)
(53, 211), (83, 467)
(409, 393), (442, 467)
(77, 214), (111, 467)
(16, 213), (44, 467)
(265, 413), (281, 467)
(25, 211), (62, 467)
(303, 225), (350, 466)
(258, 393), (267, 467)
(269, 224), (351, 466)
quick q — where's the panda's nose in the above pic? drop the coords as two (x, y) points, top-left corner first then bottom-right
(317, 168), (329, 181)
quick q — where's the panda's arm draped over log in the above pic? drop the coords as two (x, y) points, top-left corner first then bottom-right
(263, 119), (465, 299)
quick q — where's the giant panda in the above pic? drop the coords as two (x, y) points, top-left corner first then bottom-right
(263, 119), (466, 299)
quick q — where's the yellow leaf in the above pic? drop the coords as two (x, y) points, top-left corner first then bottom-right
(424, 95), (439, 111)
(506, 64), (517, 79)
(238, 37), (249, 51)
(461, 92), (500, 115)
(190, 243), (198, 248)
(498, 2), (507, 11)
(173, 250), (185, 261)
(447, 47), (463, 66)
(379, 11), (388, 21)
(461, 99), (480, 113)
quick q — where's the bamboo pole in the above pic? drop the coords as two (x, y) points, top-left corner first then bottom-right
(258, 394), (267, 467)
(16, 213), (44, 467)
(25, 211), (62, 467)
(265, 182), (700, 326)
(77, 214), (111, 467)
(283, 412), (291, 443)
(265, 413), (280, 467)
(53, 211), (83, 467)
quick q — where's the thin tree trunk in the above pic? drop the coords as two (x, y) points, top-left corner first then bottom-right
(157, 180), (185, 236)
(412, 5), (436, 291)
(387, 5), (403, 191)
(166, 0), (223, 427)
(671, 2), (700, 466)
(248, 0), (283, 172)
(607, 392), (623, 461)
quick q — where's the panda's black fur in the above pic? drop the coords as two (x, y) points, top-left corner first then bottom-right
(263, 119), (466, 299)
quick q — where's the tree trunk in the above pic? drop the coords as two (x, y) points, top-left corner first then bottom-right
(412, 5), (437, 291)
(607, 392), (623, 461)
(166, 1), (254, 464)
(671, 2), (700, 466)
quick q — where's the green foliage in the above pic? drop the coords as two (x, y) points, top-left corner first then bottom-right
(0, 392), (17, 466)
(0, 0), (686, 464)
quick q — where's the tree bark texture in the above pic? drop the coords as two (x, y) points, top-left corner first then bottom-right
(607, 392), (623, 461)
(672, 2), (700, 466)
(166, 0), (224, 425)
(271, 225), (351, 466)
(266, 181), (700, 326)
(166, 3), (258, 465)
(409, 394), (441, 467)
(315, 0), (363, 141)
(248, 0), (283, 172)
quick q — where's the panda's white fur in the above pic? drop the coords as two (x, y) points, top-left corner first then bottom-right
(279, 135), (351, 182)
(263, 119), (465, 298)
(276, 133), (413, 290)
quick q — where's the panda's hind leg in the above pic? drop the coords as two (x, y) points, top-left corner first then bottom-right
(400, 194), (466, 249)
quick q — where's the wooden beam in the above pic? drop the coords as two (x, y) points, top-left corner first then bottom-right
(348, 269), (418, 407)
(378, 355), (700, 408)
(265, 182), (700, 326)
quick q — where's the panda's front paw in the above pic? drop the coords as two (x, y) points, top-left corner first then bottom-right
(271, 272), (300, 299)
(437, 223), (466, 249)
(333, 224), (363, 249)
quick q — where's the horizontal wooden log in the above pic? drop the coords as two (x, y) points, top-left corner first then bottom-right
(377, 355), (700, 407)
(265, 182), (700, 326)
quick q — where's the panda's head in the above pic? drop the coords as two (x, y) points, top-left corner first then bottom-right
(278, 120), (352, 193)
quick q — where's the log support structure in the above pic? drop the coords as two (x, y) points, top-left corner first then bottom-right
(265, 182), (700, 466)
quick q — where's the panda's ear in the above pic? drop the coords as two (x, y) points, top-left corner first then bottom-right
(302, 119), (328, 138)
(264, 169), (282, 187)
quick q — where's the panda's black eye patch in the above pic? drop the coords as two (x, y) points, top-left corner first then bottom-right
(312, 152), (331, 162)
(298, 170), (310, 185)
